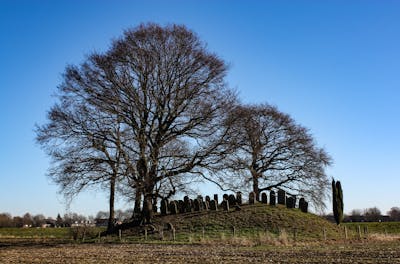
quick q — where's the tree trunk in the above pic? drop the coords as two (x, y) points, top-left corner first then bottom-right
(142, 193), (153, 224)
(133, 190), (142, 219)
(107, 175), (116, 232)
(252, 173), (260, 202)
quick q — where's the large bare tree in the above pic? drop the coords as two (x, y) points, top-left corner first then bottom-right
(37, 23), (236, 223)
(214, 103), (332, 210)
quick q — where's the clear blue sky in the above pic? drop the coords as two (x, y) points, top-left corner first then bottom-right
(1, 0), (399, 218)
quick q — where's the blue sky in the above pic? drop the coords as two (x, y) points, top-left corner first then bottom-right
(1, 0), (399, 218)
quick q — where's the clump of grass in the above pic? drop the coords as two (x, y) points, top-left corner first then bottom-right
(194, 229), (292, 247)
(368, 233), (400, 242)
(276, 229), (289, 245)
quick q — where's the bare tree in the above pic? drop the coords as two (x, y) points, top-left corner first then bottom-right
(95, 211), (109, 219)
(349, 209), (363, 222)
(37, 23), (236, 223)
(13, 216), (23, 228)
(22, 213), (33, 227)
(0, 213), (13, 227)
(364, 207), (382, 222)
(32, 214), (46, 227)
(213, 103), (332, 210)
(388, 207), (400, 221)
(36, 92), (126, 232)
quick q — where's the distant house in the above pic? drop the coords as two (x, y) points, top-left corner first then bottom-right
(41, 219), (56, 228)
(380, 215), (391, 222)
(71, 220), (95, 227)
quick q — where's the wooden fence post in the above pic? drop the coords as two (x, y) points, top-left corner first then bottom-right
(364, 226), (368, 238)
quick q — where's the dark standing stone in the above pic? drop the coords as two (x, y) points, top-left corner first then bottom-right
(169, 201), (178, 214)
(214, 194), (219, 205)
(222, 200), (229, 211)
(299, 198), (304, 211)
(304, 202), (308, 213)
(269, 190), (276, 206)
(223, 194), (229, 201)
(187, 197), (194, 212)
(286, 196), (294, 208)
(292, 196), (297, 208)
(184, 196), (191, 213)
(236, 192), (242, 205)
(228, 194), (236, 207)
(160, 198), (168, 215)
(189, 199), (194, 212)
(210, 200), (218, 211)
(277, 189), (286, 205)
(197, 196), (204, 211)
(178, 200), (185, 213)
(249, 192), (256, 204)
(193, 199), (200, 211)
(205, 195), (211, 204)
(261, 192), (268, 204)
(299, 198), (308, 213)
(204, 200), (209, 211)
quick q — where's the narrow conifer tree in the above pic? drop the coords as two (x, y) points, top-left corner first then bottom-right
(332, 178), (344, 225)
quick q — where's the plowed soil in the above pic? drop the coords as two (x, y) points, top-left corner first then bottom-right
(1, 240), (399, 263)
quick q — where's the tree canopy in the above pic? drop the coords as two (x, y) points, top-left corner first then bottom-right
(36, 23), (237, 224)
(36, 23), (332, 223)
(212, 104), (332, 210)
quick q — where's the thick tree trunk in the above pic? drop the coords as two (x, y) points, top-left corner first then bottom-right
(107, 175), (116, 232)
(142, 193), (153, 224)
(132, 190), (142, 219)
(252, 174), (260, 202)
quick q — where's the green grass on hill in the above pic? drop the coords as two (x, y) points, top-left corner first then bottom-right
(121, 203), (345, 242)
(4, 206), (399, 245)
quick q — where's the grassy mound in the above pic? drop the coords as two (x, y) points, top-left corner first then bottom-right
(122, 203), (344, 242)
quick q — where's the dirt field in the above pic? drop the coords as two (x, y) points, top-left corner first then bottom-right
(1, 240), (400, 263)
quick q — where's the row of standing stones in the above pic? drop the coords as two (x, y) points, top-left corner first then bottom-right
(159, 190), (308, 216)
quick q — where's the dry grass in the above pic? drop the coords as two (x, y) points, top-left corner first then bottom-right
(193, 228), (290, 247)
(368, 233), (400, 241)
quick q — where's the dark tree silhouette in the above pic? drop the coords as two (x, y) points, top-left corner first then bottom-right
(36, 92), (126, 232)
(332, 179), (344, 225)
(213, 103), (332, 210)
(36, 23), (236, 223)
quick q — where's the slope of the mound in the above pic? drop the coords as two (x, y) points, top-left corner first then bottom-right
(148, 203), (343, 240)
